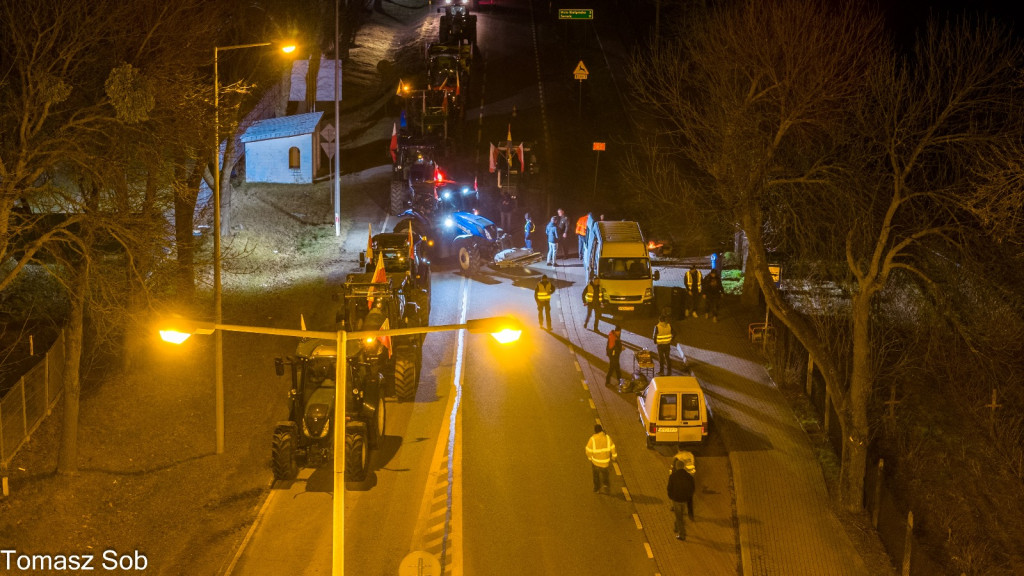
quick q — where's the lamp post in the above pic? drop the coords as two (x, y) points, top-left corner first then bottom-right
(334, 0), (341, 236)
(212, 42), (295, 454)
(160, 315), (522, 574)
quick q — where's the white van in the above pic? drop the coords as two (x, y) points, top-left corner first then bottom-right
(589, 221), (659, 314)
(637, 376), (710, 447)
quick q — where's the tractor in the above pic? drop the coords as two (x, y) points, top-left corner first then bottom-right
(271, 337), (387, 482)
(359, 231), (432, 325)
(438, 2), (476, 45)
(337, 275), (424, 401)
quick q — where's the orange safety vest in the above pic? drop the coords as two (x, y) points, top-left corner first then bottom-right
(575, 215), (588, 236)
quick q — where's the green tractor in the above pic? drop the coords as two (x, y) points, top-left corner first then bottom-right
(271, 338), (387, 482)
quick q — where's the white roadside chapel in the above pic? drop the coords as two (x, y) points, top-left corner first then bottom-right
(240, 111), (323, 184)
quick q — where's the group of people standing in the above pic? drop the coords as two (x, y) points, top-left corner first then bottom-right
(520, 207), (605, 272)
(586, 425), (698, 541)
(683, 264), (725, 323)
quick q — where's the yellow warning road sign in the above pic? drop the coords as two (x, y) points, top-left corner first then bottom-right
(573, 61), (589, 80)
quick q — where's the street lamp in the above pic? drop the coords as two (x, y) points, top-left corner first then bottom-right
(212, 41), (295, 454)
(159, 314), (522, 574)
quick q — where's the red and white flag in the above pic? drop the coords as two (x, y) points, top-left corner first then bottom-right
(517, 143), (525, 172)
(365, 223), (374, 264)
(389, 123), (398, 163)
(378, 318), (392, 358)
(407, 223), (414, 261)
(489, 143), (497, 173)
(367, 252), (386, 309)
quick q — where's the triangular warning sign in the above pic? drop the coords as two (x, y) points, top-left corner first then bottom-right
(573, 61), (589, 76)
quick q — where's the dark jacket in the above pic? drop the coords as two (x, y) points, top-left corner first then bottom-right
(582, 281), (602, 308)
(702, 271), (723, 297)
(667, 468), (695, 503)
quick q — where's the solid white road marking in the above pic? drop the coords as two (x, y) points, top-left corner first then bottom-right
(221, 488), (278, 576)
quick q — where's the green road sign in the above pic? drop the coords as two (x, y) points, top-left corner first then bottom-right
(558, 8), (594, 20)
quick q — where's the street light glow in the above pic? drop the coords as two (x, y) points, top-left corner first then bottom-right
(159, 330), (191, 344)
(490, 328), (522, 344)
(281, 44), (296, 53)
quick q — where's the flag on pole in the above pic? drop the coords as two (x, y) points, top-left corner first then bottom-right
(378, 318), (392, 358)
(517, 143), (526, 172)
(389, 123), (398, 163)
(507, 124), (512, 142)
(367, 252), (386, 309)
(456, 72), (460, 96)
(366, 223), (374, 264)
(300, 314), (307, 331)
(489, 143), (497, 173)
(396, 80), (403, 96)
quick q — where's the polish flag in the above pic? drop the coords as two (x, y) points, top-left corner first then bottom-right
(389, 123), (398, 163)
(517, 143), (525, 172)
(489, 143), (497, 173)
(365, 223), (374, 264)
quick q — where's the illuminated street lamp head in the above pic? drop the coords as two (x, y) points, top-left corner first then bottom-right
(158, 316), (216, 344)
(466, 316), (523, 344)
(281, 44), (296, 54)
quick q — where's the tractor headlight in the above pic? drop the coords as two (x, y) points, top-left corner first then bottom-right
(462, 187), (470, 195)
(444, 217), (454, 228)
(443, 191), (451, 200)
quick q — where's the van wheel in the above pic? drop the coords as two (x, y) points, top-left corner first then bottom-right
(646, 435), (655, 449)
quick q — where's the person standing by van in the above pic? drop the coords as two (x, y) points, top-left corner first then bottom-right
(684, 265), (703, 319)
(555, 208), (570, 260)
(605, 325), (623, 387)
(586, 424), (617, 494)
(582, 277), (603, 332)
(653, 314), (673, 375)
(667, 459), (696, 540)
(576, 213), (589, 259)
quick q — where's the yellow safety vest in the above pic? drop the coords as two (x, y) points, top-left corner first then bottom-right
(655, 322), (672, 344)
(584, 284), (600, 304)
(536, 281), (553, 301)
(586, 433), (617, 468)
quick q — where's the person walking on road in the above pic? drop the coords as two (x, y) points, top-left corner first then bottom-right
(545, 216), (560, 266)
(534, 274), (555, 329)
(702, 268), (724, 322)
(523, 213), (536, 251)
(684, 265), (703, 319)
(653, 314), (674, 375)
(605, 325), (623, 387)
(582, 277), (603, 332)
(667, 458), (696, 540)
(499, 191), (516, 233)
(586, 424), (617, 494)
(575, 213), (589, 259)
(555, 208), (570, 260)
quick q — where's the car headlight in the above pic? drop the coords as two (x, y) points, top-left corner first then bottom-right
(644, 288), (653, 300)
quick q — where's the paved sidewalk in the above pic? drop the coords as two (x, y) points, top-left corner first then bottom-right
(548, 259), (870, 576)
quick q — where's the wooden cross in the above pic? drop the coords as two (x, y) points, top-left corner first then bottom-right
(884, 387), (901, 420)
(986, 388), (1002, 434)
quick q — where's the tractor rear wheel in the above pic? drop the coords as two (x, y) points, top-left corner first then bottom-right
(345, 428), (369, 481)
(456, 241), (482, 274)
(271, 426), (298, 480)
(395, 358), (418, 402)
(390, 180), (410, 216)
(365, 395), (386, 448)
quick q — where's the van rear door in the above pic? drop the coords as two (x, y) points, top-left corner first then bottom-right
(678, 392), (704, 443)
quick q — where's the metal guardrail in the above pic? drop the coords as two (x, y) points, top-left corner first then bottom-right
(0, 330), (64, 496)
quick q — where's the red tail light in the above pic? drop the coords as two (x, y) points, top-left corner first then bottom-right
(649, 422), (658, 435)
(702, 423), (707, 435)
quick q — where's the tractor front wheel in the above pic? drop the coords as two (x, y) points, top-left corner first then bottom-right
(271, 426), (298, 480)
(456, 240), (482, 274)
(394, 358), (418, 402)
(345, 428), (369, 481)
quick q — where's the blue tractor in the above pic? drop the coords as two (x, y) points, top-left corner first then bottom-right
(394, 209), (542, 274)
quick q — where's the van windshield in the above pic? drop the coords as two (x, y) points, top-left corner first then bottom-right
(598, 257), (651, 280)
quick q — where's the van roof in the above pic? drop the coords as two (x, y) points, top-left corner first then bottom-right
(650, 375), (703, 392)
(597, 221), (644, 243)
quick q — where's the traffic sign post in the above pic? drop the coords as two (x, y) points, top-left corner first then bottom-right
(574, 61), (589, 115)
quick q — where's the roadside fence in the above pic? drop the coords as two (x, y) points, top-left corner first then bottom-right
(0, 329), (65, 497)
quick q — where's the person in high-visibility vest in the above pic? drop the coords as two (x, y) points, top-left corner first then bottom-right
(581, 277), (603, 332)
(684, 265), (703, 319)
(575, 214), (589, 259)
(653, 313), (674, 375)
(534, 274), (555, 329)
(523, 213), (536, 250)
(585, 424), (617, 493)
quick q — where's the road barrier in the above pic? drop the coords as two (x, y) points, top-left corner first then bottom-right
(0, 329), (65, 497)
